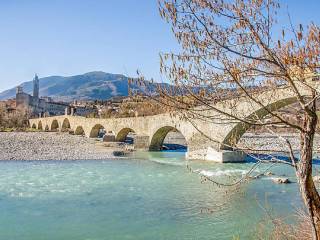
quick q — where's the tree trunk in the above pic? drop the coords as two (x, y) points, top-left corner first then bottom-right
(297, 109), (320, 240)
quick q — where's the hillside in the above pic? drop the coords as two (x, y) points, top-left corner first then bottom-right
(0, 71), (165, 102)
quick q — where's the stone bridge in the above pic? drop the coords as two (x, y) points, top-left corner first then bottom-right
(29, 81), (318, 162)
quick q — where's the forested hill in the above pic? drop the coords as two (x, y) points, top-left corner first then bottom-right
(0, 71), (168, 102)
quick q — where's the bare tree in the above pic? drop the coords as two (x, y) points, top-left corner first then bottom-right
(151, 0), (320, 238)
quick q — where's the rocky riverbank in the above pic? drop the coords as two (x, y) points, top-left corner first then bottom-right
(239, 133), (320, 155)
(0, 132), (125, 161)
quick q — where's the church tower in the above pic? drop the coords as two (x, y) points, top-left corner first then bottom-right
(33, 74), (39, 99)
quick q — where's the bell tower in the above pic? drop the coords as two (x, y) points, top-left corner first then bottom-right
(33, 74), (39, 99)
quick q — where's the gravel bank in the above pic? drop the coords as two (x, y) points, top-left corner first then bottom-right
(238, 133), (320, 155)
(0, 132), (120, 161)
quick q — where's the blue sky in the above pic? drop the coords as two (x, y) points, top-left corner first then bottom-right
(0, 0), (319, 92)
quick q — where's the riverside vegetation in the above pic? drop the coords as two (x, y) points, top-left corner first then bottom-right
(0, 105), (30, 131)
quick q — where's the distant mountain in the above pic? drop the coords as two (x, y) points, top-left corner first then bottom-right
(0, 71), (169, 102)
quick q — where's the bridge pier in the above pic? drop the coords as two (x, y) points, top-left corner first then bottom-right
(186, 147), (246, 163)
(133, 135), (150, 150)
(103, 134), (116, 142)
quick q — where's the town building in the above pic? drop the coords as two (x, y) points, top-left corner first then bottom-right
(16, 75), (97, 117)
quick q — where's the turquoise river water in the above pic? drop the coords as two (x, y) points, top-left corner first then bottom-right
(0, 151), (309, 240)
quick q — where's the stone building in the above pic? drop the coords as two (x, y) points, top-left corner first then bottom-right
(16, 75), (96, 117)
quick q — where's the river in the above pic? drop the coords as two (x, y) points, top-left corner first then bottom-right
(0, 151), (306, 239)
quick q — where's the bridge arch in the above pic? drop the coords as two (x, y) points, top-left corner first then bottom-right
(89, 124), (106, 138)
(61, 118), (71, 132)
(38, 121), (43, 130)
(222, 96), (298, 149)
(149, 126), (187, 151)
(51, 119), (59, 131)
(31, 123), (37, 129)
(75, 126), (85, 135)
(116, 128), (135, 142)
